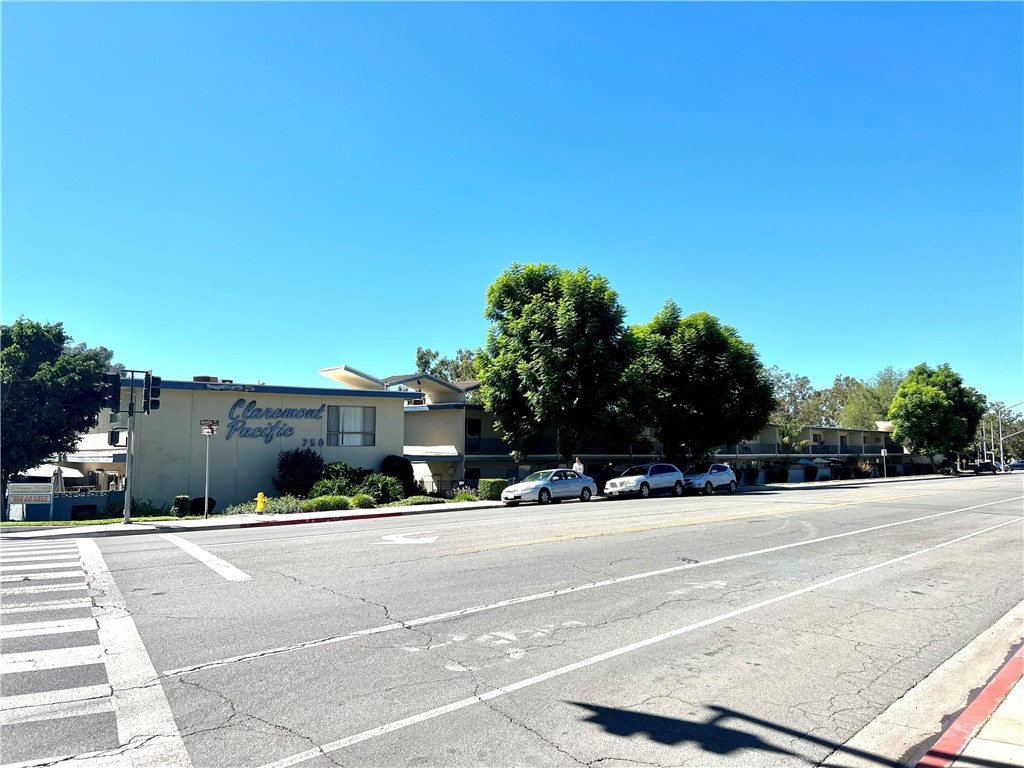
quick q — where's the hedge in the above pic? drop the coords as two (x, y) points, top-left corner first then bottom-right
(477, 478), (509, 500)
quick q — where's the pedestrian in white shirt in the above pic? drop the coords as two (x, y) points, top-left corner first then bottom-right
(572, 457), (584, 473)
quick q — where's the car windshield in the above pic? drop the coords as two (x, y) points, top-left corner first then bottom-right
(620, 465), (651, 477)
(684, 464), (712, 475)
(522, 471), (554, 483)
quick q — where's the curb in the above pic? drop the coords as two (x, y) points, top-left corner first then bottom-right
(915, 644), (1024, 768)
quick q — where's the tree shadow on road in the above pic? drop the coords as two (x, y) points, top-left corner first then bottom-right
(568, 702), (1016, 768)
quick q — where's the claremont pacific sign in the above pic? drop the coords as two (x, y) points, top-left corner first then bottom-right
(225, 399), (326, 443)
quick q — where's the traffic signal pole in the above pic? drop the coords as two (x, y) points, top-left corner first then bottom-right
(123, 401), (135, 524)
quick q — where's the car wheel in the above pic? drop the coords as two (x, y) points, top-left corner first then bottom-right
(704, 481), (714, 496)
(673, 481), (684, 497)
(538, 488), (551, 505)
(639, 483), (650, 499)
(580, 487), (592, 502)
(728, 480), (737, 494)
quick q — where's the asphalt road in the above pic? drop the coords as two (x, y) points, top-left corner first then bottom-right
(2, 474), (1022, 768)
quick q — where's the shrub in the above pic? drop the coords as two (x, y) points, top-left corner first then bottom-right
(383, 495), (441, 507)
(223, 495), (303, 515)
(381, 454), (417, 496)
(300, 495), (352, 512)
(325, 461), (371, 486)
(310, 477), (354, 498)
(767, 465), (788, 483)
(355, 473), (404, 504)
(172, 495), (190, 518)
(453, 491), (479, 502)
(351, 493), (375, 509)
(802, 465), (818, 482)
(272, 448), (327, 498)
(477, 478), (509, 500)
(188, 497), (217, 515)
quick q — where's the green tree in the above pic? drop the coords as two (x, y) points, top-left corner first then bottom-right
(973, 403), (1024, 463)
(889, 363), (986, 460)
(415, 347), (480, 383)
(623, 301), (775, 463)
(767, 366), (817, 425)
(477, 263), (630, 462)
(803, 375), (862, 428)
(1, 319), (115, 508)
(840, 367), (905, 429)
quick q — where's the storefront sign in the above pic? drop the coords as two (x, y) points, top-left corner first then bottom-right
(8, 483), (53, 505)
(225, 399), (326, 443)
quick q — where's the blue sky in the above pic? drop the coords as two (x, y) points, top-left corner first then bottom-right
(4, 3), (1021, 406)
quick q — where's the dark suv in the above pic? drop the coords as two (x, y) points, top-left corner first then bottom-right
(970, 460), (998, 475)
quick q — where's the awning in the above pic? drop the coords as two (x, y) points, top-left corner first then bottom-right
(22, 464), (85, 479)
(404, 445), (461, 462)
(62, 432), (126, 464)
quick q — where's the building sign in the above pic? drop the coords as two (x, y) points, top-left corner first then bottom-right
(225, 399), (325, 443)
(9, 483), (53, 504)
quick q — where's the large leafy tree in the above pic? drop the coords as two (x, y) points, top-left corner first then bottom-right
(477, 263), (630, 462)
(840, 367), (905, 429)
(415, 347), (480, 383)
(767, 366), (818, 425)
(624, 301), (775, 463)
(1, 319), (115, 504)
(889, 363), (986, 458)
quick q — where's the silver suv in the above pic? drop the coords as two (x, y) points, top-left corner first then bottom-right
(682, 463), (738, 495)
(604, 463), (685, 499)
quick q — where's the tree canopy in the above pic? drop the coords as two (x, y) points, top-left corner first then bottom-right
(840, 367), (905, 429)
(477, 264), (630, 462)
(624, 301), (775, 462)
(1, 319), (115, 495)
(415, 347), (480, 384)
(889, 363), (986, 457)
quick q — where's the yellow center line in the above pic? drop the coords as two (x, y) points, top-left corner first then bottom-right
(456, 488), (950, 554)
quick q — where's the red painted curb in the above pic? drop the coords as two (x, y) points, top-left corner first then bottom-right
(916, 644), (1024, 768)
(238, 511), (406, 528)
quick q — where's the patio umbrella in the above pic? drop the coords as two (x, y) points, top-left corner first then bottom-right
(52, 466), (66, 493)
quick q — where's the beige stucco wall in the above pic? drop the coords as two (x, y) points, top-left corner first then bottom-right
(128, 384), (406, 508)
(404, 408), (465, 453)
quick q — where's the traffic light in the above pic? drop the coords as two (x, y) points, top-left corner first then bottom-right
(143, 373), (162, 414)
(102, 372), (121, 413)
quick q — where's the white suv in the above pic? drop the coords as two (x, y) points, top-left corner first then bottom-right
(682, 463), (737, 495)
(604, 463), (685, 499)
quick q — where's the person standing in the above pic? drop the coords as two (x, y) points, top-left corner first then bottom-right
(572, 456), (584, 473)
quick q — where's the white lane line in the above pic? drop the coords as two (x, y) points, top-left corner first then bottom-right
(0, 598), (92, 614)
(1, 561), (82, 572)
(0, 696), (115, 725)
(0, 683), (112, 710)
(1, 617), (98, 639)
(1, 582), (87, 595)
(258, 516), (1023, 768)
(157, 533), (253, 582)
(1, 645), (104, 673)
(0, 752), (132, 768)
(1, 572), (87, 583)
(0, 544), (79, 553)
(164, 495), (1023, 678)
(0, 554), (81, 564)
(78, 539), (192, 767)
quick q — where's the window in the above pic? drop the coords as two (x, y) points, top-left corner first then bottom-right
(327, 406), (376, 446)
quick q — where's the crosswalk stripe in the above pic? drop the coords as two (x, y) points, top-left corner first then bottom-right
(0, 598), (92, 614)
(0, 683), (111, 711)
(1, 617), (98, 639)
(1, 582), (87, 595)
(1, 562), (82, 572)
(0, 752), (132, 768)
(1, 572), (86, 583)
(0, 554), (81, 564)
(0, 695), (114, 726)
(1, 645), (104, 673)
(0, 544), (79, 552)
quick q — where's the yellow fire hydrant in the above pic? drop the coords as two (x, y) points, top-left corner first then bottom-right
(256, 492), (266, 514)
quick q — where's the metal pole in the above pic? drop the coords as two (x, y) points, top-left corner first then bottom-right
(204, 432), (211, 519)
(998, 413), (1005, 470)
(123, 402), (135, 524)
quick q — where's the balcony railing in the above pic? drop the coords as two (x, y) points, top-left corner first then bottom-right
(465, 437), (660, 457)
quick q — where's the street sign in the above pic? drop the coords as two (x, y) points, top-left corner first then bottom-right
(200, 418), (219, 436)
(881, 449), (888, 456)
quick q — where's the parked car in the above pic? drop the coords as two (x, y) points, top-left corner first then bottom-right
(682, 463), (738, 495)
(603, 463), (685, 499)
(1008, 460), (1024, 471)
(500, 469), (596, 506)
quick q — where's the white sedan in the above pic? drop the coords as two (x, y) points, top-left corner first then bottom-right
(682, 462), (738, 494)
(501, 469), (596, 506)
